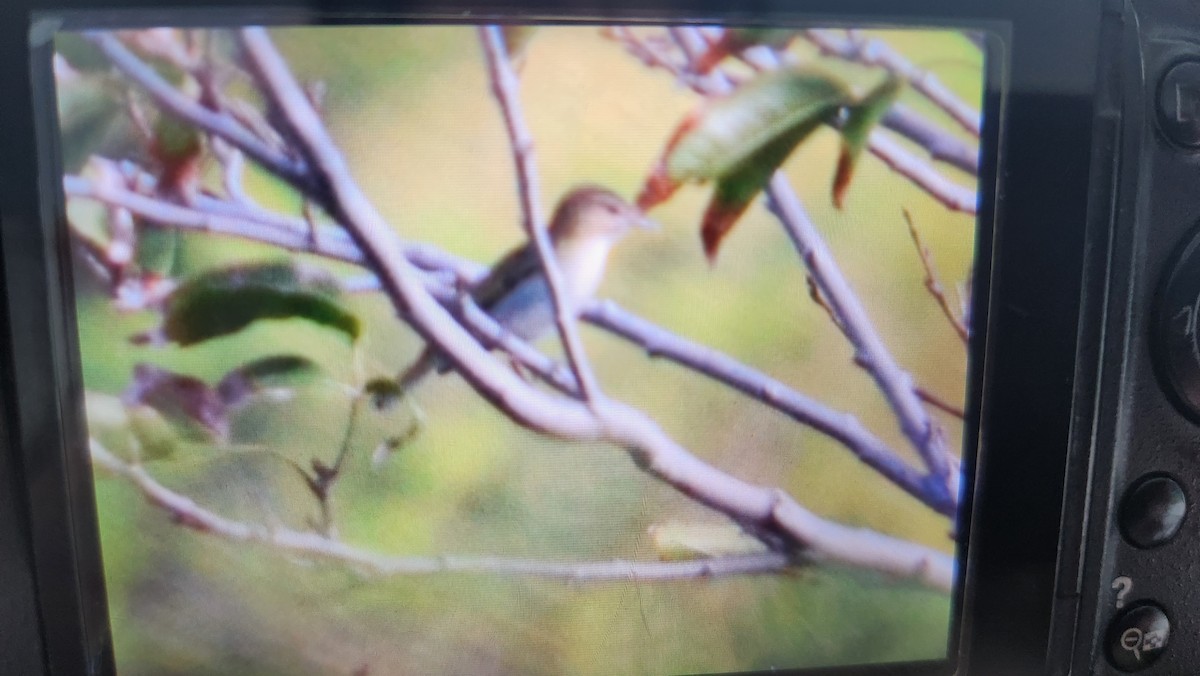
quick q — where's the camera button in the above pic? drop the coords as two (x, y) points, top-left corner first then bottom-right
(1119, 475), (1187, 549)
(1106, 603), (1170, 672)
(1158, 60), (1200, 148)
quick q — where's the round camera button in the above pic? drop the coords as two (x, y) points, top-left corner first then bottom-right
(1106, 603), (1170, 672)
(1158, 60), (1200, 148)
(1119, 475), (1187, 549)
(1153, 222), (1200, 420)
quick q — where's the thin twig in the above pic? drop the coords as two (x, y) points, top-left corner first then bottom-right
(904, 209), (970, 343)
(804, 29), (982, 137)
(233, 27), (955, 585)
(90, 439), (794, 582)
(916, 386), (965, 419)
(478, 25), (602, 403)
(807, 266), (964, 420)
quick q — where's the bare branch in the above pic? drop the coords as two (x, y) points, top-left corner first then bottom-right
(864, 131), (977, 213)
(582, 300), (953, 516)
(904, 209), (970, 343)
(84, 32), (312, 192)
(804, 29), (982, 138)
(882, 104), (979, 175)
(63, 172), (364, 264)
(90, 439), (794, 582)
(478, 25), (602, 403)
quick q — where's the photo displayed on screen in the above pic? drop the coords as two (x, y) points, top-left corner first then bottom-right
(52, 22), (986, 675)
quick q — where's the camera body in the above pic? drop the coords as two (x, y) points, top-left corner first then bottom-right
(1044, 1), (1200, 673)
(5, 0), (1200, 674)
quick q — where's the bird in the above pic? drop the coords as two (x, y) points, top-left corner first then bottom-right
(397, 185), (655, 392)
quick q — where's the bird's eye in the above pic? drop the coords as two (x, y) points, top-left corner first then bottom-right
(604, 203), (620, 215)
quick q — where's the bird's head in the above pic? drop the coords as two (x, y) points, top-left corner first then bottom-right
(549, 185), (657, 245)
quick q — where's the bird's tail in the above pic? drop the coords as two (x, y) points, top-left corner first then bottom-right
(397, 347), (441, 395)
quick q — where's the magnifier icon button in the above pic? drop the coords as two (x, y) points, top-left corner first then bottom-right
(1107, 603), (1170, 672)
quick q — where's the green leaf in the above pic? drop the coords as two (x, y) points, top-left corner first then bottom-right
(155, 261), (360, 346)
(700, 115), (825, 260)
(126, 404), (186, 460)
(85, 391), (139, 462)
(364, 377), (404, 412)
(666, 69), (851, 183)
(215, 355), (323, 408)
(834, 75), (903, 208)
(639, 69), (852, 258)
(649, 521), (769, 561)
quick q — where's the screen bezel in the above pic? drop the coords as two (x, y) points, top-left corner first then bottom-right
(0, 1), (1099, 675)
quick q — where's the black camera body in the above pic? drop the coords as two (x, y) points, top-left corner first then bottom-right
(6, 0), (1200, 674)
(1044, 1), (1200, 673)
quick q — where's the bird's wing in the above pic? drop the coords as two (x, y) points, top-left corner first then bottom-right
(470, 243), (542, 311)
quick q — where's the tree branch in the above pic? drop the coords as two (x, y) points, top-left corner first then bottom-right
(478, 25), (602, 403)
(882, 103), (979, 176)
(90, 438), (794, 582)
(803, 29), (982, 138)
(65, 167), (956, 513)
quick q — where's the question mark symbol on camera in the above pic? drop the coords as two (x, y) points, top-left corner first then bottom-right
(1112, 576), (1133, 609)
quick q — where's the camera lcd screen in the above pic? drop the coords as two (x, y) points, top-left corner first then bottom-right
(49, 20), (989, 675)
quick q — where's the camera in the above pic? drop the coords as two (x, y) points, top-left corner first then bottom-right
(0, 0), (1183, 674)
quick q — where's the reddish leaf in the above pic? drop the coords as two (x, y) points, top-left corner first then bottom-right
(700, 191), (756, 262)
(123, 363), (230, 442)
(637, 109), (704, 211)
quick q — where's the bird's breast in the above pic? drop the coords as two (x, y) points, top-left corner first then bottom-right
(554, 239), (612, 304)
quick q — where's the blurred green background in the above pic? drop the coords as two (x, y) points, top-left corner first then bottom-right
(60, 24), (982, 675)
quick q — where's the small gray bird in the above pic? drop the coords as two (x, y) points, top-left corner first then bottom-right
(398, 185), (655, 391)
